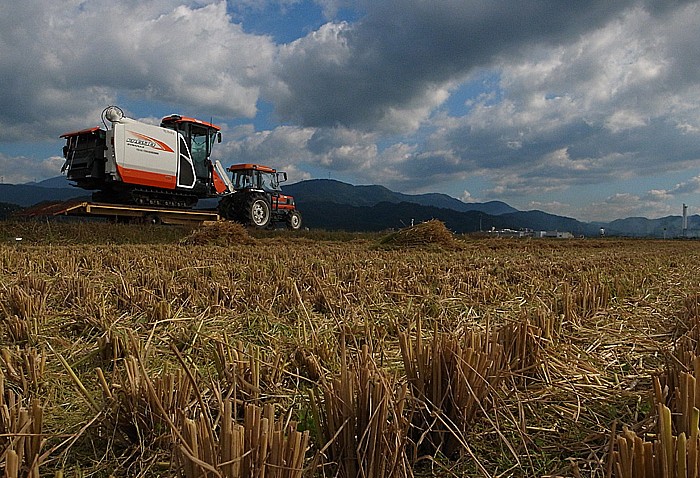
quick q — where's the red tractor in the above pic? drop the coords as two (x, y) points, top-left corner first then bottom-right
(218, 164), (302, 230)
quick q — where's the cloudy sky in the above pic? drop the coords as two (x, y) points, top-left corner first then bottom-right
(1, 0), (699, 221)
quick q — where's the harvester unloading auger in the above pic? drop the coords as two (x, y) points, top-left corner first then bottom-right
(60, 106), (301, 229)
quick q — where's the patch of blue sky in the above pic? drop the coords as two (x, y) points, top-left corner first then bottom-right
(545, 177), (686, 215)
(332, 4), (364, 23)
(248, 100), (277, 131)
(558, 173), (689, 204)
(619, 174), (684, 193)
(443, 69), (503, 118)
(1, 143), (57, 160)
(229, 1), (326, 44)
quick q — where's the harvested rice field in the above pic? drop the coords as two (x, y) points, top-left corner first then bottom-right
(1, 220), (700, 477)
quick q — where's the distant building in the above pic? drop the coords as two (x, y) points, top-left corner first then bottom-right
(534, 230), (574, 239)
(486, 228), (574, 238)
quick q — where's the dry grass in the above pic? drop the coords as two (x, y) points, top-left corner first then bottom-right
(0, 227), (698, 476)
(177, 402), (309, 478)
(0, 378), (43, 478)
(313, 340), (412, 478)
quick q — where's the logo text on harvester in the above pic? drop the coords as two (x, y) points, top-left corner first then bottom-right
(126, 131), (175, 153)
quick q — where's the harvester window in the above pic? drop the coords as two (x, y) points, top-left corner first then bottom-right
(162, 120), (217, 180)
(190, 127), (211, 179)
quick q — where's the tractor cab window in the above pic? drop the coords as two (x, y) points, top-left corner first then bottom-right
(260, 172), (281, 192)
(232, 170), (255, 189)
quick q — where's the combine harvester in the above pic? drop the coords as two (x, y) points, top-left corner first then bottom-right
(40, 106), (301, 228)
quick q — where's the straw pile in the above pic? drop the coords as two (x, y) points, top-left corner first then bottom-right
(180, 221), (254, 246)
(377, 220), (459, 249)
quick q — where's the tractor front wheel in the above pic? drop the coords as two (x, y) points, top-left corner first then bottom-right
(247, 195), (271, 228)
(217, 195), (237, 221)
(286, 210), (302, 230)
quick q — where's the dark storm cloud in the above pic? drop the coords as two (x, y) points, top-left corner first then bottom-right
(271, 0), (653, 131)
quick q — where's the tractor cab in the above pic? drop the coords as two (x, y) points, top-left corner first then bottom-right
(160, 115), (222, 182)
(228, 164), (287, 193)
(219, 164), (301, 230)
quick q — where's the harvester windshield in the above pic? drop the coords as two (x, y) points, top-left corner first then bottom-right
(190, 127), (213, 178)
(160, 115), (221, 180)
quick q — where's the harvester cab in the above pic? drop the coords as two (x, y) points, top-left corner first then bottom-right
(159, 114), (222, 183)
(218, 164), (302, 230)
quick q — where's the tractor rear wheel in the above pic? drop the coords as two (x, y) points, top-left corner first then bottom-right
(247, 194), (271, 228)
(286, 210), (302, 230)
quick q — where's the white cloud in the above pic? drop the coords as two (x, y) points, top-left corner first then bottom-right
(0, 153), (64, 184)
(578, 192), (678, 222)
(0, 1), (276, 141)
(604, 110), (649, 133)
(221, 125), (316, 165)
(660, 175), (700, 196)
(460, 190), (482, 203)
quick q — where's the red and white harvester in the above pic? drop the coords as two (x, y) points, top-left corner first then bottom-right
(60, 106), (301, 229)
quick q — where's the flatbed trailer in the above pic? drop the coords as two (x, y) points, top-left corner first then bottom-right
(18, 200), (220, 225)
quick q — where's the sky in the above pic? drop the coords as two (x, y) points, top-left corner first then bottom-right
(1, 0), (699, 222)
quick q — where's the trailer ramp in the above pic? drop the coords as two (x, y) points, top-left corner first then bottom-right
(18, 200), (220, 225)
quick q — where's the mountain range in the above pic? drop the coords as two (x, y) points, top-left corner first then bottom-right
(0, 176), (697, 238)
(282, 179), (518, 215)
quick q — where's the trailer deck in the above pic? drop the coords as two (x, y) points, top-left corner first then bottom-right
(17, 200), (220, 225)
